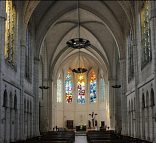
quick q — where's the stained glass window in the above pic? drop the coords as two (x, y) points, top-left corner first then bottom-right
(141, 1), (152, 68)
(90, 70), (96, 103)
(65, 71), (72, 103)
(57, 79), (62, 103)
(77, 73), (86, 104)
(5, 0), (16, 64)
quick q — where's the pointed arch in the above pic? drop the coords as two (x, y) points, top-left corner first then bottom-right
(24, 99), (26, 112)
(27, 100), (29, 113)
(134, 97), (136, 111)
(14, 93), (17, 110)
(142, 93), (145, 109)
(3, 89), (8, 107)
(129, 100), (131, 112)
(10, 92), (13, 108)
(146, 91), (149, 108)
(150, 88), (155, 107)
(30, 101), (32, 114)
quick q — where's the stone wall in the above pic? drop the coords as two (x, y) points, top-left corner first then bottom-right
(0, 1), (40, 142)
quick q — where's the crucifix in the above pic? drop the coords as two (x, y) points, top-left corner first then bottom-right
(89, 112), (98, 128)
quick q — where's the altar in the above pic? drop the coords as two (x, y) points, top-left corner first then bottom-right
(76, 125), (86, 131)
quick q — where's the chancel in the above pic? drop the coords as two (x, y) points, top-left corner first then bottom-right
(0, 0), (156, 143)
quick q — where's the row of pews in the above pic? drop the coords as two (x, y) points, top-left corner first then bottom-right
(13, 131), (75, 143)
(86, 130), (153, 143)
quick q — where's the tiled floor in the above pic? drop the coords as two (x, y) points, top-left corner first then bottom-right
(75, 135), (87, 143)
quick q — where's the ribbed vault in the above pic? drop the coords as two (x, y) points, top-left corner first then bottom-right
(27, 0), (133, 80)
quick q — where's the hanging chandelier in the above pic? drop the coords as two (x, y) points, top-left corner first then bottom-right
(66, 0), (90, 73)
(66, 38), (90, 49)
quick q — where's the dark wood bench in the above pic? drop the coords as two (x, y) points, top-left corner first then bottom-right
(13, 131), (75, 143)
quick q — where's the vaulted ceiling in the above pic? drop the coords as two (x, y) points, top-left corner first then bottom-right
(27, 1), (134, 79)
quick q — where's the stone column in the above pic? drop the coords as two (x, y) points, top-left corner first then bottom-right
(19, 39), (26, 140)
(150, 1), (156, 142)
(18, 2), (28, 139)
(49, 80), (56, 130)
(108, 79), (115, 130)
(133, 39), (140, 138)
(48, 80), (52, 131)
(0, 1), (5, 142)
(120, 59), (127, 135)
(33, 58), (40, 136)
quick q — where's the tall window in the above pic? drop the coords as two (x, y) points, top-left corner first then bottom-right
(77, 73), (86, 104)
(128, 29), (134, 81)
(5, 0), (16, 64)
(90, 70), (96, 103)
(100, 78), (104, 102)
(25, 28), (31, 80)
(57, 77), (62, 103)
(65, 70), (72, 103)
(141, 1), (152, 68)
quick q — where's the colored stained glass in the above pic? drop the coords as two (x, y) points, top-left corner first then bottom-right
(65, 71), (72, 103)
(5, 0), (16, 64)
(77, 74), (85, 104)
(141, 1), (152, 68)
(90, 71), (96, 102)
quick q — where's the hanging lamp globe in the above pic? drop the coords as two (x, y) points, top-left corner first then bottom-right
(72, 67), (87, 73)
(66, 0), (89, 74)
(66, 38), (90, 49)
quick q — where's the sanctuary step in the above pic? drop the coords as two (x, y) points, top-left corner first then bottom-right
(75, 131), (86, 136)
(75, 135), (87, 143)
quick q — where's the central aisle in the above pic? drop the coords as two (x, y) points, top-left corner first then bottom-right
(75, 136), (87, 143)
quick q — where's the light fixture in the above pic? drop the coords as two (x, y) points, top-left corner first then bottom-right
(66, 0), (90, 73)
(39, 86), (50, 89)
(112, 85), (121, 88)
